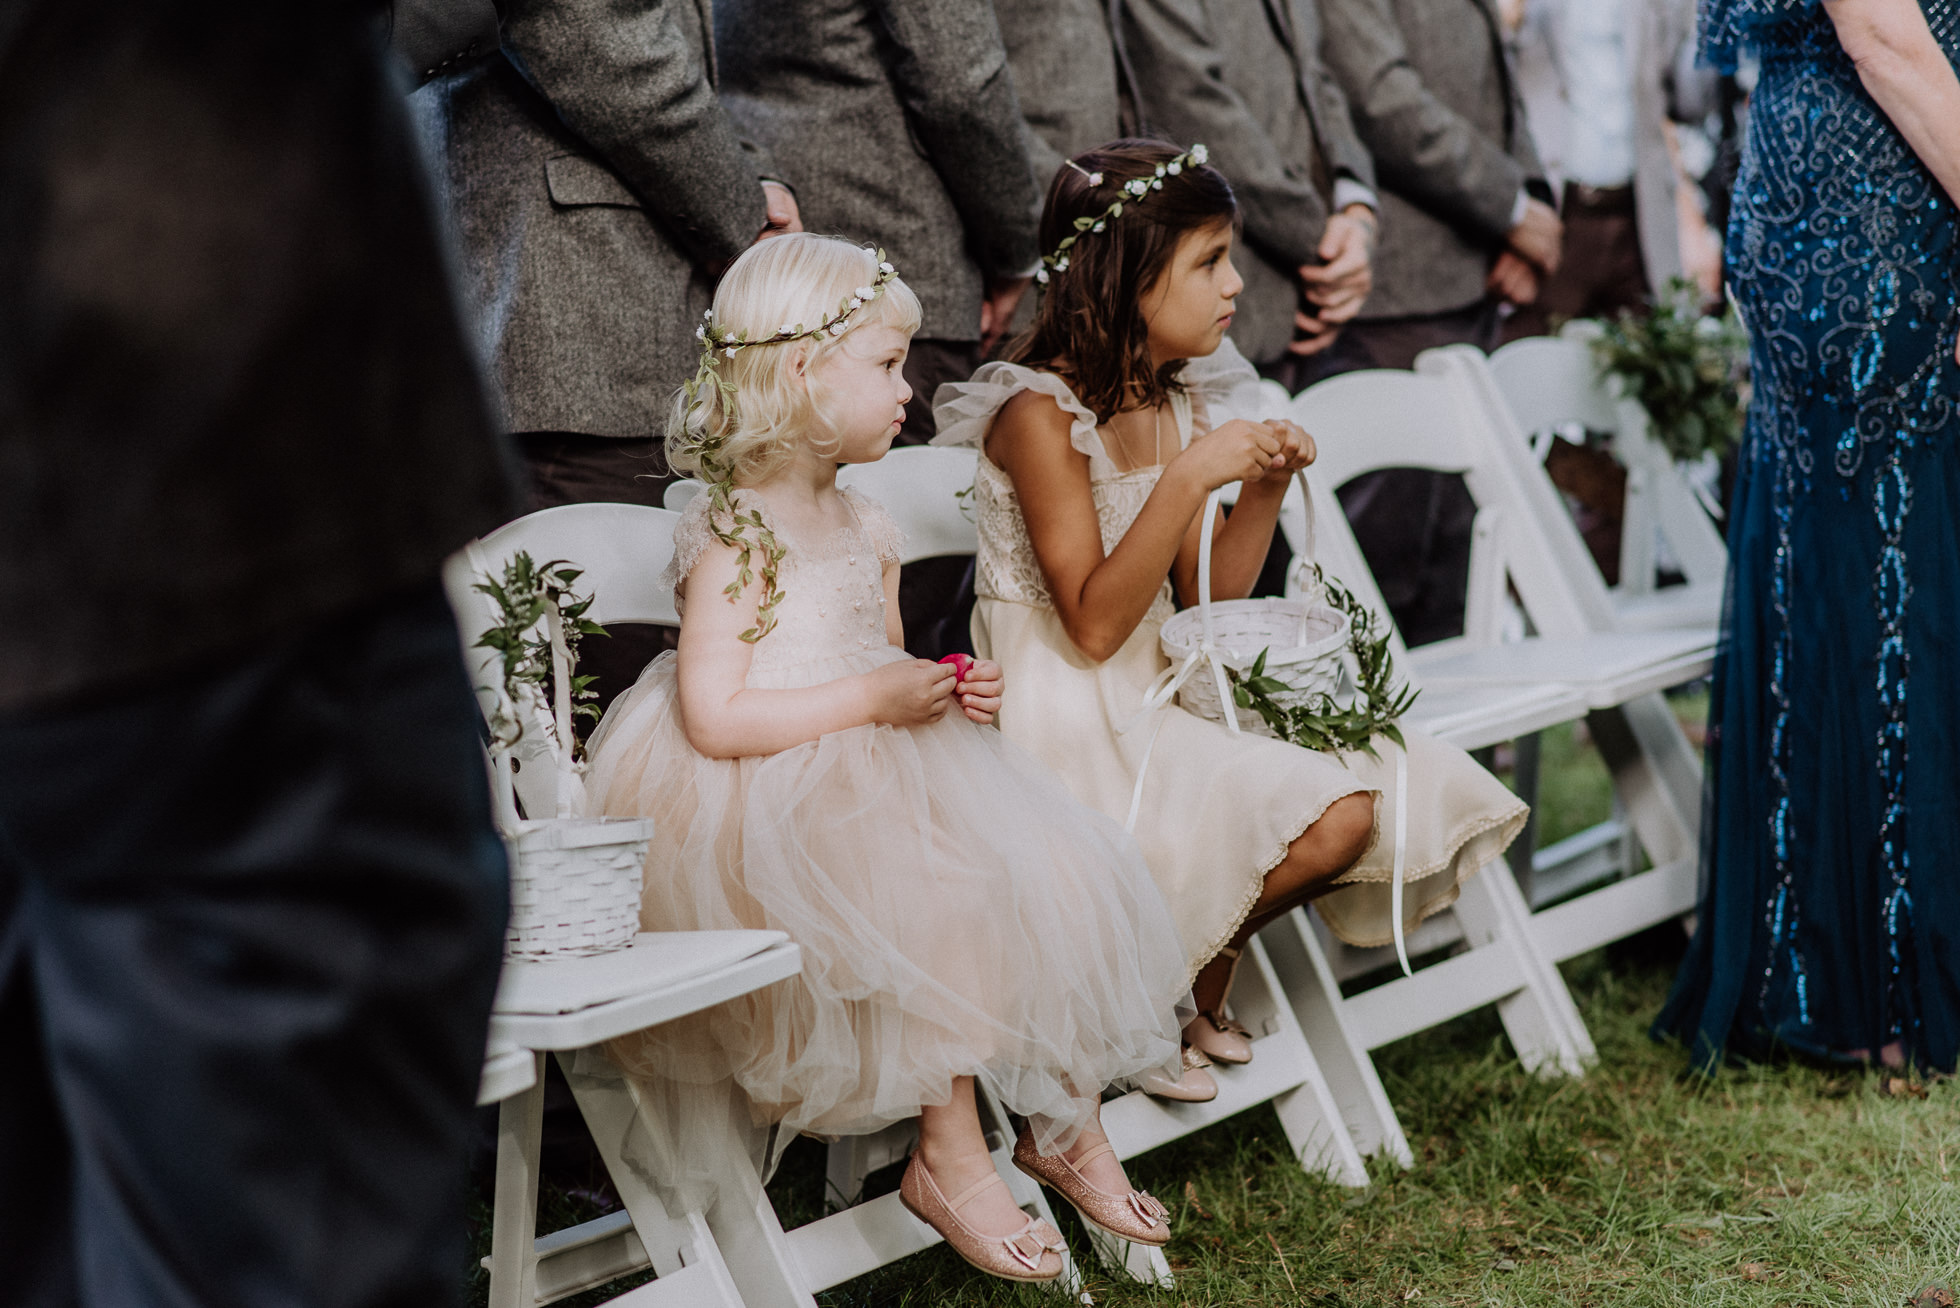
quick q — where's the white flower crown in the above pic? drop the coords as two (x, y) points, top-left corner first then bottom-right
(1036, 144), (1210, 286)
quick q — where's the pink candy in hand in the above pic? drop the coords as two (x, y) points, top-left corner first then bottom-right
(938, 653), (975, 682)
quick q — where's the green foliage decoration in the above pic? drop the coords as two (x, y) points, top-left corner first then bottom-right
(473, 550), (608, 760)
(1226, 565), (1418, 760)
(1591, 277), (1750, 463)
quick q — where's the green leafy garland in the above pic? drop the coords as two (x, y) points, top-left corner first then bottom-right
(1590, 276), (1750, 463)
(473, 550), (609, 759)
(675, 248), (901, 642)
(1225, 565), (1418, 760)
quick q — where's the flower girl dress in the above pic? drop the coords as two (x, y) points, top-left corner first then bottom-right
(934, 351), (1529, 978)
(583, 487), (1187, 1183)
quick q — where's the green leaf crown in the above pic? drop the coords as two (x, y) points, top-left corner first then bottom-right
(674, 248), (901, 642)
(1035, 144), (1209, 287)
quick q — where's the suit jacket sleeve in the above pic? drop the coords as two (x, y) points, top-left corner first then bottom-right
(1118, 0), (1327, 271)
(1318, 0), (1534, 241)
(499, 0), (766, 269)
(1303, 21), (1377, 194)
(873, 0), (1042, 279)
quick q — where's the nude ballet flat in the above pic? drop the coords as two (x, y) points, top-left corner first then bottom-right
(1184, 1010), (1254, 1065)
(1013, 1128), (1171, 1247)
(898, 1153), (1065, 1283)
(1140, 1044), (1218, 1102)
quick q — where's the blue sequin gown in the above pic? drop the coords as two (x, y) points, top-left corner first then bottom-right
(1657, 0), (1960, 1072)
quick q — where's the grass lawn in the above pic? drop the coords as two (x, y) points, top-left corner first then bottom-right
(469, 694), (1960, 1307)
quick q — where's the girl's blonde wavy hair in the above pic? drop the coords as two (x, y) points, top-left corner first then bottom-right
(667, 234), (922, 487)
(666, 234), (920, 641)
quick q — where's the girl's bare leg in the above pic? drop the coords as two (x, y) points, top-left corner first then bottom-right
(1191, 792), (1375, 1015)
(915, 1076), (1027, 1236)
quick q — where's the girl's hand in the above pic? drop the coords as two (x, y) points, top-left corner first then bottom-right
(954, 658), (1005, 724)
(1260, 419), (1317, 478)
(865, 659), (958, 727)
(1172, 418), (1284, 492)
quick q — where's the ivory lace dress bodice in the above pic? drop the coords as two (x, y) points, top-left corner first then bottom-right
(579, 484), (1187, 1201)
(934, 354), (1528, 969)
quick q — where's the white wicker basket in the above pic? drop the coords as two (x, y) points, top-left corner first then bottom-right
(504, 816), (653, 959)
(1158, 472), (1351, 736)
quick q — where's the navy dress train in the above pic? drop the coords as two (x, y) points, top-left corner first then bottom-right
(1657, 0), (1960, 1071)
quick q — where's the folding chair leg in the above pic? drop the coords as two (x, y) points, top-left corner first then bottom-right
(1451, 870), (1595, 1075)
(1587, 697), (1699, 867)
(564, 1053), (810, 1308)
(823, 1120), (917, 1212)
(487, 1054), (546, 1308)
(1259, 911), (1412, 1169)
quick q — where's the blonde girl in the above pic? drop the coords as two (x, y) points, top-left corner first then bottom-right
(583, 234), (1192, 1283)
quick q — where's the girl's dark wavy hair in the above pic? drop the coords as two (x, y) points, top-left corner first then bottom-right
(1006, 138), (1239, 424)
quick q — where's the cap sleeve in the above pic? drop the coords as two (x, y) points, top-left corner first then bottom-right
(840, 488), (907, 567)
(662, 488), (770, 617)
(1178, 336), (1278, 436)
(930, 361), (1120, 480)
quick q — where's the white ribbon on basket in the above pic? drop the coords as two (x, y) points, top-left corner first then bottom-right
(1117, 476), (1416, 977)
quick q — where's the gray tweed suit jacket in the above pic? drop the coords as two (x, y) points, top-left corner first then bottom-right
(994, 0), (1125, 200)
(416, 0), (772, 440)
(1119, 0), (1378, 367)
(1317, 0), (1548, 320)
(715, 0), (1042, 343)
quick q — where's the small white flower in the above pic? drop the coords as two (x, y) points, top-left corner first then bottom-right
(1151, 178), (1163, 189)
(695, 325), (706, 340)
(878, 261), (894, 273)
(1088, 171), (1104, 185)
(848, 297), (863, 310)
(781, 323), (796, 334)
(1167, 161), (1182, 176)
(1190, 144), (1209, 163)
(1092, 221), (1105, 231)
(855, 285), (875, 300)
(1056, 255), (1069, 271)
(1035, 267), (1050, 284)
(703, 309), (713, 318)
(1126, 178), (1148, 197)
(724, 346), (737, 358)
(1154, 164), (1167, 177)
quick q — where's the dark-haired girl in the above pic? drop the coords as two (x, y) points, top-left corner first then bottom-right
(935, 141), (1527, 1098)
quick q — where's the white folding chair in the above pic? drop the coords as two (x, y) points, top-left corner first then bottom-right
(448, 503), (1088, 1308)
(1252, 364), (1702, 1064)
(1416, 346), (1707, 927)
(474, 933), (803, 1308)
(1484, 324), (1727, 634)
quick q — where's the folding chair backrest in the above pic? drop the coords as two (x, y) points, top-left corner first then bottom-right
(835, 445), (978, 564)
(1487, 334), (1619, 436)
(1288, 368), (1478, 487)
(1484, 329), (1730, 604)
(662, 447), (979, 568)
(441, 503), (683, 818)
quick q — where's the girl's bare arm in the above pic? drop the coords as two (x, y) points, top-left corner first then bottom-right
(674, 542), (954, 758)
(988, 390), (1288, 661)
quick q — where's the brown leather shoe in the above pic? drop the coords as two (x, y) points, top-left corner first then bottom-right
(1012, 1128), (1170, 1247)
(898, 1153), (1064, 1282)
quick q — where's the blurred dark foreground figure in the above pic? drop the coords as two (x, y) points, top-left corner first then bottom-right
(0, 3), (520, 1305)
